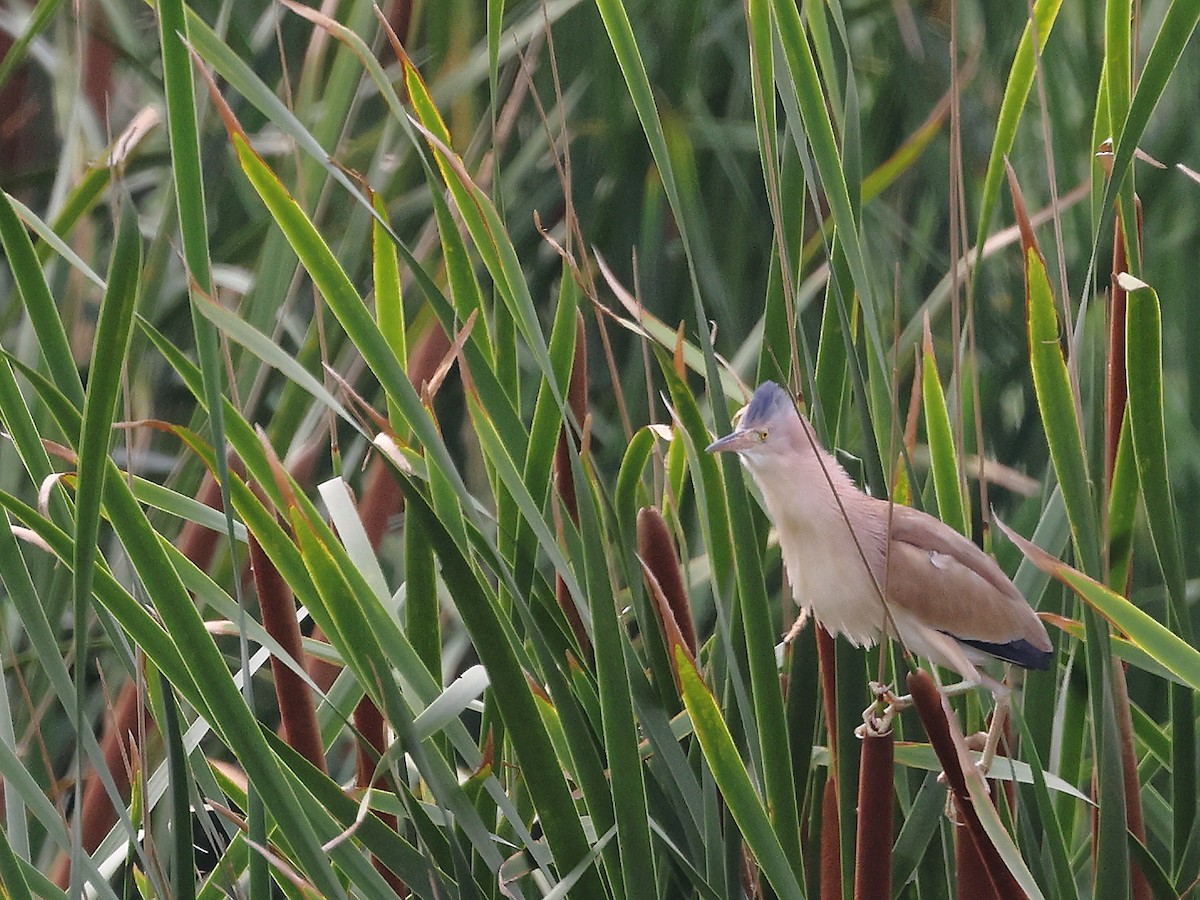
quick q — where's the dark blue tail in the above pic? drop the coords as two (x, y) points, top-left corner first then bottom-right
(952, 635), (1052, 670)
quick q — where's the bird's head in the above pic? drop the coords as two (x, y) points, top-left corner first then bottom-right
(705, 381), (808, 465)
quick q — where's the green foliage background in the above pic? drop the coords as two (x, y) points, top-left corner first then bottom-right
(0, 0), (1198, 896)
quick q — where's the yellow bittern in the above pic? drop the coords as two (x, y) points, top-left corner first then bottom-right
(707, 381), (1051, 772)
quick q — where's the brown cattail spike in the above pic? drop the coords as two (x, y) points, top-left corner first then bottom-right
(820, 777), (841, 900)
(636, 506), (697, 657)
(354, 700), (407, 895)
(854, 730), (893, 900)
(249, 529), (326, 774)
(50, 678), (143, 888)
(907, 670), (1024, 899)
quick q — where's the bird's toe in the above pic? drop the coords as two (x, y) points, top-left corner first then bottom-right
(964, 731), (988, 753)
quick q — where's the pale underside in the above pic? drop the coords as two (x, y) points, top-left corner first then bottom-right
(746, 446), (1049, 684)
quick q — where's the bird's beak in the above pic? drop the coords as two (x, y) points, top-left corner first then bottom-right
(706, 429), (755, 454)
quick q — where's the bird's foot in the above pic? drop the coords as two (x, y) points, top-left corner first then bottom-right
(939, 774), (993, 823)
(965, 730), (990, 771)
(942, 782), (965, 824)
(854, 682), (909, 739)
(937, 733), (994, 821)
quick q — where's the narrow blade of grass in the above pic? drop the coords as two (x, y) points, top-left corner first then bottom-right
(921, 317), (968, 535)
(677, 649), (805, 899)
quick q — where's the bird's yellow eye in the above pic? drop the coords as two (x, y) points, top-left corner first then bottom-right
(757, 429), (769, 442)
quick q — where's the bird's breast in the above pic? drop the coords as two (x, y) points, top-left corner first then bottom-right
(773, 504), (888, 648)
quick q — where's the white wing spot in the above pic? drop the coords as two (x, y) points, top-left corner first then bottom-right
(928, 550), (954, 570)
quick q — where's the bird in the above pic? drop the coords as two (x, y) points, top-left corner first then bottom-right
(706, 380), (1052, 771)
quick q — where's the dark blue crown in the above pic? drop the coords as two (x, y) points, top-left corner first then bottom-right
(740, 381), (793, 428)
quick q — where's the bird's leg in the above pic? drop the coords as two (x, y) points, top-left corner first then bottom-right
(781, 607), (810, 645)
(978, 683), (1011, 774)
(854, 676), (993, 742)
(936, 677), (1012, 820)
(933, 679), (981, 700)
(875, 677), (978, 715)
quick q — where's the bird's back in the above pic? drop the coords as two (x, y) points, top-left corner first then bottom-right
(878, 501), (1052, 670)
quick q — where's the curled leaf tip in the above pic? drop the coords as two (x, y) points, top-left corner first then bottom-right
(372, 433), (414, 475)
(1003, 159), (1042, 262)
(1096, 137), (1115, 178)
(1115, 271), (1149, 292)
(993, 515), (1061, 575)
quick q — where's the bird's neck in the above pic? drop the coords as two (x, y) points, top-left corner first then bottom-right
(751, 442), (866, 530)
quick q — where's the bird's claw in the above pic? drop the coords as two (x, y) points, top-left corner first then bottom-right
(855, 682), (899, 739)
(939, 777), (993, 824)
(937, 738), (994, 822)
(964, 730), (989, 766)
(941, 779), (965, 824)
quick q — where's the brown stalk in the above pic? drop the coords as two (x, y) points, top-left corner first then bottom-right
(1104, 194), (1151, 900)
(243, 464), (332, 775)
(174, 471), (224, 574)
(342, 470), (404, 896)
(346, 322), (452, 897)
(955, 815), (1000, 900)
(1112, 657), (1151, 900)
(955, 714), (1011, 900)
(1104, 217), (1130, 489)
(354, 697), (407, 895)
(820, 777), (841, 900)
(552, 532), (590, 655)
(1097, 141), (1151, 899)
(359, 454), (405, 549)
(640, 560), (694, 688)
(636, 506), (698, 657)
(283, 428), (328, 491)
(555, 309), (589, 527)
(816, 625), (842, 899)
(304, 321), (449, 693)
(906, 670), (1023, 899)
(249, 522), (325, 774)
(853, 731), (893, 900)
(50, 677), (142, 888)
(382, 0), (415, 49)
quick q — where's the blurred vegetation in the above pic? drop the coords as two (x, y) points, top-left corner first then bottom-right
(0, 0), (1198, 896)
